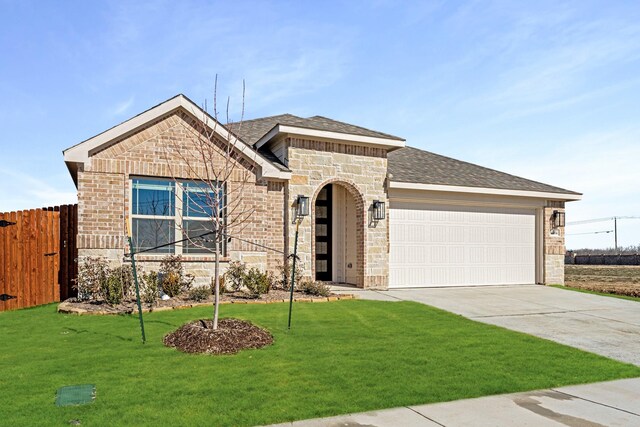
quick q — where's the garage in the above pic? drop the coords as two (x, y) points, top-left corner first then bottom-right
(389, 201), (537, 288)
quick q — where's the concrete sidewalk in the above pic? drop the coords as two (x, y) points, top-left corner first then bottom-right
(268, 378), (640, 426)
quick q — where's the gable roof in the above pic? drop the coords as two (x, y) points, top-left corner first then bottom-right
(63, 93), (580, 200)
(388, 146), (581, 199)
(63, 94), (290, 182)
(235, 113), (405, 147)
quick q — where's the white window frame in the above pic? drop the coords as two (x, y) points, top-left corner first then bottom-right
(130, 177), (225, 256)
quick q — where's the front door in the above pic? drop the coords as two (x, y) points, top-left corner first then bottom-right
(315, 185), (332, 281)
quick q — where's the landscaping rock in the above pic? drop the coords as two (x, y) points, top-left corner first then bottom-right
(58, 290), (352, 316)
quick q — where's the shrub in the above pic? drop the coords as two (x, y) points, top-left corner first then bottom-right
(158, 255), (193, 297)
(102, 270), (125, 305)
(159, 255), (184, 279)
(76, 257), (110, 301)
(141, 271), (159, 304)
(112, 264), (134, 299)
(243, 268), (271, 297)
(161, 271), (183, 297)
(224, 261), (246, 292)
(188, 286), (211, 302)
(275, 259), (303, 291)
(297, 279), (331, 297)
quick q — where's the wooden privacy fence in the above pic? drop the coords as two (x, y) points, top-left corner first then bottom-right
(0, 205), (77, 311)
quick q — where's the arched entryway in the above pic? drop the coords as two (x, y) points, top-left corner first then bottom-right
(312, 180), (365, 286)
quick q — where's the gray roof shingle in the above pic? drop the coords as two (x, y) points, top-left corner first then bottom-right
(233, 114), (404, 145)
(232, 111), (577, 195)
(388, 146), (580, 195)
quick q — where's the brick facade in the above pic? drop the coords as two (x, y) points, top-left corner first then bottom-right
(77, 111), (286, 285)
(74, 104), (570, 290)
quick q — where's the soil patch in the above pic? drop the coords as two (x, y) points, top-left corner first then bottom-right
(163, 318), (273, 355)
(565, 265), (640, 297)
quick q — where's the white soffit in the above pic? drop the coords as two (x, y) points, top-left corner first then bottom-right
(389, 181), (582, 201)
(255, 124), (406, 150)
(63, 95), (290, 180)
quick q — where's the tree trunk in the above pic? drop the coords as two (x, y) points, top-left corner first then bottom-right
(213, 237), (220, 330)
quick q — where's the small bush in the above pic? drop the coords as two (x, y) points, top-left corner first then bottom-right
(297, 279), (331, 297)
(243, 268), (271, 297)
(159, 255), (184, 279)
(102, 270), (124, 305)
(161, 271), (183, 297)
(112, 264), (134, 299)
(188, 286), (211, 302)
(158, 255), (193, 297)
(75, 257), (109, 301)
(224, 261), (246, 292)
(275, 259), (303, 291)
(141, 271), (159, 304)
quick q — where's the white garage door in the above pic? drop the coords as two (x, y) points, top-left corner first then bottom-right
(389, 202), (536, 288)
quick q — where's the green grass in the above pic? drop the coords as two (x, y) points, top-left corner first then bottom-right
(2, 301), (639, 426)
(552, 284), (640, 302)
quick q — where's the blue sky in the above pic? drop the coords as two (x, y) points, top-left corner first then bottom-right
(1, 0), (639, 249)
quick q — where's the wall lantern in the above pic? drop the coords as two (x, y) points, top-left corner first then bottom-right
(372, 200), (386, 221)
(295, 195), (310, 219)
(552, 210), (565, 228)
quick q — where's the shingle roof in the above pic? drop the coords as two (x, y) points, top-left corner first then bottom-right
(388, 146), (581, 195)
(234, 114), (404, 145)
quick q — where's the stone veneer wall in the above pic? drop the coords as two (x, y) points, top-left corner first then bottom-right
(76, 110), (286, 285)
(286, 138), (389, 289)
(543, 201), (566, 285)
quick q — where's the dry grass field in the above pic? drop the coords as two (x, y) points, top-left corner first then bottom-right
(565, 265), (640, 297)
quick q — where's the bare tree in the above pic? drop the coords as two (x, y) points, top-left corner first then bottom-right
(163, 78), (257, 329)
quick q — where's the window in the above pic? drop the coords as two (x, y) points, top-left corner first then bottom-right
(131, 178), (224, 255)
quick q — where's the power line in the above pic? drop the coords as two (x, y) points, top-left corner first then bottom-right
(567, 216), (640, 225)
(567, 230), (614, 236)
(566, 216), (640, 251)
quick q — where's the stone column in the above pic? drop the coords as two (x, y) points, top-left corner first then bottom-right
(543, 202), (565, 285)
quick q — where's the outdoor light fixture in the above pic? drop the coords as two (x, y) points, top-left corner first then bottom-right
(372, 200), (385, 221)
(552, 210), (565, 228)
(295, 195), (309, 219)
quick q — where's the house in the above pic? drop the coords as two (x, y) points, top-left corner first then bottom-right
(63, 94), (581, 289)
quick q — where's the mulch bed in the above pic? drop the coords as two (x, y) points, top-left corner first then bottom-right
(163, 318), (273, 355)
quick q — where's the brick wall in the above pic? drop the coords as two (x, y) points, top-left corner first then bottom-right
(77, 110), (286, 284)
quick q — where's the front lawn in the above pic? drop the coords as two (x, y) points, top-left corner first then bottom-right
(1, 300), (639, 426)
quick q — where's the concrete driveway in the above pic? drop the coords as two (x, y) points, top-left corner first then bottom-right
(336, 285), (640, 366)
